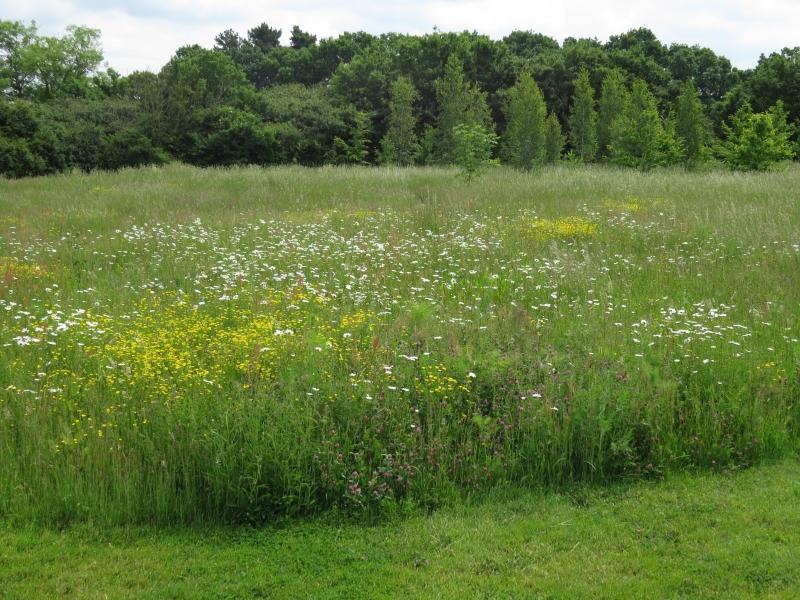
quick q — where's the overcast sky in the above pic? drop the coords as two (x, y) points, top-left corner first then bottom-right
(4, 0), (800, 74)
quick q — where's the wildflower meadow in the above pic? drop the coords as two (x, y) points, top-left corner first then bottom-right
(1, 164), (798, 525)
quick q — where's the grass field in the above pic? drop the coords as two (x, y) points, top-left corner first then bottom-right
(2, 458), (799, 598)
(1, 163), (799, 527)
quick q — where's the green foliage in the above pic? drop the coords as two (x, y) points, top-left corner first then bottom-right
(184, 107), (280, 167)
(1, 19), (798, 176)
(0, 20), (37, 98)
(610, 79), (682, 171)
(416, 124), (437, 166)
(674, 80), (709, 169)
(329, 45), (394, 139)
(666, 43), (739, 108)
(502, 30), (560, 59)
(452, 123), (499, 182)
(738, 48), (800, 134)
(248, 23), (282, 53)
(0, 97), (168, 178)
(597, 71), (628, 159)
(0, 21), (104, 101)
(379, 77), (420, 166)
(568, 69), (598, 162)
(502, 69), (546, 169)
(543, 112), (565, 162)
(259, 83), (355, 166)
(154, 45), (255, 162)
(434, 55), (493, 164)
(289, 26), (317, 50)
(334, 111), (372, 165)
(719, 102), (795, 171)
(0, 135), (47, 178)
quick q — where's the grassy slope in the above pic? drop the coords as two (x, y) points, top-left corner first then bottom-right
(2, 457), (799, 599)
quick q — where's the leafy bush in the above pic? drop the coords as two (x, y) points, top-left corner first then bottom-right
(718, 102), (795, 171)
(452, 123), (499, 182)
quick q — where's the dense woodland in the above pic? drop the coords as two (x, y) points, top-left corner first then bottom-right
(1, 20), (798, 177)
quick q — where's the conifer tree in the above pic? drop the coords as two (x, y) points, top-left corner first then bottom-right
(543, 112), (565, 163)
(674, 80), (707, 169)
(379, 76), (419, 166)
(568, 69), (598, 162)
(597, 71), (628, 159)
(610, 79), (682, 171)
(502, 68), (546, 169)
(434, 54), (492, 164)
(333, 111), (371, 165)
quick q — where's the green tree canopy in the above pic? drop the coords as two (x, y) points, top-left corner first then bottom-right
(502, 68), (546, 169)
(610, 79), (682, 171)
(290, 26), (317, 50)
(597, 70), (628, 159)
(452, 123), (499, 182)
(433, 54), (492, 164)
(674, 80), (708, 169)
(379, 76), (420, 166)
(0, 21), (104, 101)
(719, 102), (794, 170)
(0, 20), (37, 98)
(568, 68), (598, 162)
(543, 112), (565, 163)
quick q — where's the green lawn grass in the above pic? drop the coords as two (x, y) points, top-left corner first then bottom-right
(2, 457), (799, 599)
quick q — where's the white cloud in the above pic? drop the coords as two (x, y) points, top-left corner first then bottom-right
(5, 0), (800, 74)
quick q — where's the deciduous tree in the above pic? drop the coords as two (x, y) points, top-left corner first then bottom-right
(719, 102), (794, 170)
(452, 123), (499, 182)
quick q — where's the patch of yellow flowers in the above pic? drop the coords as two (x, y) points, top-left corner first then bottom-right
(511, 216), (598, 242)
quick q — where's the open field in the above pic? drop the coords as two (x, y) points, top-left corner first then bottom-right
(1, 164), (799, 526)
(2, 458), (799, 599)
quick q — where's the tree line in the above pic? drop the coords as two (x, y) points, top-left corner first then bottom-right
(1, 20), (798, 177)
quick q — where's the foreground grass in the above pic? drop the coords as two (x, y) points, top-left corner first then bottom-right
(2, 457), (799, 599)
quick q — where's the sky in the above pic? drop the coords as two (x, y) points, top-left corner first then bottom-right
(4, 0), (800, 74)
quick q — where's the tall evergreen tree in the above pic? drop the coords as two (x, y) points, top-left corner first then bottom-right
(568, 69), (598, 162)
(333, 111), (371, 165)
(502, 68), (546, 169)
(674, 80), (707, 169)
(247, 23), (281, 53)
(597, 70), (628, 159)
(434, 54), (492, 164)
(610, 79), (682, 171)
(379, 76), (419, 166)
(543, 112), (565, 163)
(289, 26), (316, 50)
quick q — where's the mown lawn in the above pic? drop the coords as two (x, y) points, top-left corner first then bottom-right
(2, 457), (799, 599)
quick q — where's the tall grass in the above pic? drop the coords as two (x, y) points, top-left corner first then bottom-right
(1, 164), (798, 525)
